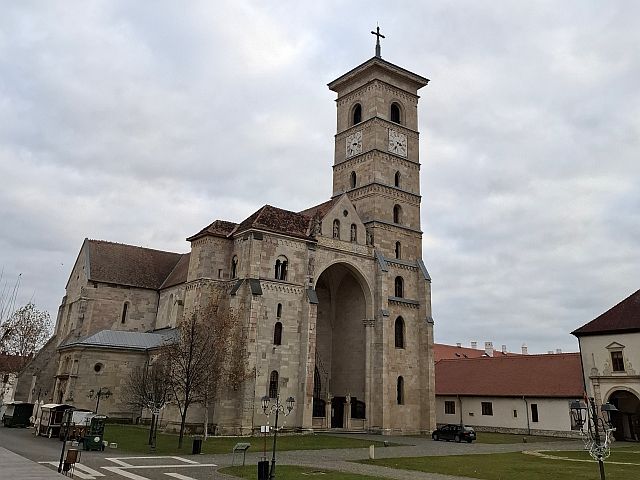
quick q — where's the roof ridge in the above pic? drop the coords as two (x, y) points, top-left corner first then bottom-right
(87, 239), (186, 256)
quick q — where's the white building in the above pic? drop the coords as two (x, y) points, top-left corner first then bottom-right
(572, 289), (640, 441)
(435, 353), (583, 436)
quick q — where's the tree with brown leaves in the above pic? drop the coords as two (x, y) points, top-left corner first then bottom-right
(0, 302), (52, 365)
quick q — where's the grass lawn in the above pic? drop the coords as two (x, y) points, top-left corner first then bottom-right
(474, 432), (574, 444)
(544, 447), (640, 464)
(221, 465), (386, 479)
(103, 425), (390, 455)
(362, 451), (640, 479)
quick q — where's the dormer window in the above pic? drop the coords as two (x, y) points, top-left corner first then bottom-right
(352, 103), (362, 125)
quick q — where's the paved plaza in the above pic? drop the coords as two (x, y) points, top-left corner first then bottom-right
(0, 427), (584, 480)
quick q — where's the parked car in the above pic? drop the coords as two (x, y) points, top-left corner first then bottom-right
(431, 424), (476, 443)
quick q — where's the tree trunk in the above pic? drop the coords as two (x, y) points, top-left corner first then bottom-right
(203, 401), (209, 441)
(178, 409), (187, 449)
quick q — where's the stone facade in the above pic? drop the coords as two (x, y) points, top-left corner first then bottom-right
(16, 55), (436, 435)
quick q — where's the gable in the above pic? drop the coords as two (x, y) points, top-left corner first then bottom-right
(319, 195), (366, 244)
(572, 289), (640, 336)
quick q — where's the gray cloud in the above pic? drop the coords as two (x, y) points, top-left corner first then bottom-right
(1, 1), (638, 353)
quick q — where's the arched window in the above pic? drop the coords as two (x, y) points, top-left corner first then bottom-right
(276, 303), (282, 318)
(395, 317), (405, 348)
(350, 224), (357, 242)
(394, 171), (401, 188)
(391, 103), (401, 124)
(393, 204), (402, 224)
(121, 302), (129, 324)
(231, 255), (238, 279)
(350, 171), (357, 189)
(394, 276), (404, 298)
(275, 256), (288, 281)
(395, 241), (401, 259)
(269, 370), (279, 398)
(397, 376), (404, 404)
(273, 322), (283, 345)
(352, 103), (362, 125)
(333, 219), (340, 239)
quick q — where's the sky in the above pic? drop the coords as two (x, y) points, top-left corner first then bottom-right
(1, 1), (638, 354)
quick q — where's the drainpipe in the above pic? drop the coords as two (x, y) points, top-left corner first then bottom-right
(458, 395), (463, 425)
(523, 396), (531, 435)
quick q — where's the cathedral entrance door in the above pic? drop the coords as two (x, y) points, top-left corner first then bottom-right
(331, 397), (345, 428)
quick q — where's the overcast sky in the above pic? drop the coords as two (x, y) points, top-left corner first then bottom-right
(1, 1), (638, 353)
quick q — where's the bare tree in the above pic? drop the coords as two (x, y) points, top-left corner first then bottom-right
(161, 304), (216, 448)
(122, 357), (172, 449)
(0, 302), (52, 364)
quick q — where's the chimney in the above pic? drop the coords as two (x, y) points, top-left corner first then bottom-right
(556, 348), (562, 354)
(501, 344), (507, 354)
(485, 341), (494, 357)
(471, 341), (478, 349)
(521, 344), (528, 355)
(456, 342), (462, 348)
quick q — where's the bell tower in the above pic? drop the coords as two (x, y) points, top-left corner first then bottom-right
(327, 42), (429, 262)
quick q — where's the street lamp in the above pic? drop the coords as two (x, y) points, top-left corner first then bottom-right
(87, 387), (112, 414)
(261, 394), (295, 480)
(570, 398), (618, 480)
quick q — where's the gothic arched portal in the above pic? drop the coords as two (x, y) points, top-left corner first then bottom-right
(313, 262), (371, 428)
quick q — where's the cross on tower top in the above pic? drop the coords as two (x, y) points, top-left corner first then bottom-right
(371, 25), (385, 58)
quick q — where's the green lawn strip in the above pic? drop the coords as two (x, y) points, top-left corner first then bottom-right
(221, 465), (386, 480)
(474, 432), (574, 444)
(103, 425), (389, 455)
(361, 451), (639, 480)
(543, 448), (640, 464)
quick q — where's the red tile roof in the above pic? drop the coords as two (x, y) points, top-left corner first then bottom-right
(572, 289), (640, 336)
(186, 220), (237, 241)
(87, 240), (185, 290)
(235, 205), (312, 239)
(160, 253), (190, 289)
(435, 353), (583, 398)
(433, 343), (518, 361)
(298, 198), (339, 218)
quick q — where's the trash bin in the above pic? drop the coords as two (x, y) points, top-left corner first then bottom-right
(257, 460), (269, 480)
(192, 436), (202, 455)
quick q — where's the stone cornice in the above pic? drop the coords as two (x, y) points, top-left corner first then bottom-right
(336, 116), (419, 140)
(339, 183), (421, 206)
(315, 236), (374, 257)
(336, 78), (420, 108)
(333, 149), (421, 170)
(363, 219), (423, 235)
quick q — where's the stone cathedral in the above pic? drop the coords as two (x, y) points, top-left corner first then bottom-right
(16, 44), (436, 435)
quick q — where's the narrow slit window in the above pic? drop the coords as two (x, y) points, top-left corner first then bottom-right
(352, 103), (362, 125)
(350, 171), (357, 188)
(273, 322), (283, 346)
(394, 276), (404, 298)
(394, 171), (401, 187)
(269, 370), (279, 398)
(393, 204), (402, 224)
(391, 103), (401, 123)
(121, 302), (129, 324)
(397, 376), (404, 405)
(395, 241), (401, 259)
(395, 317), (405, 348)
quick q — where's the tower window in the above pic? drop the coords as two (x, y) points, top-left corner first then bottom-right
(395, 241), (401, 259)
(276, 303), (282, 318)
(333, 219), (340, 239)
(273, 322), (283, 346)
(397, 376), (404, 405)
(394, 171), (401, 188)
(394, 276), (404, 298)
(352, 103), (362, 125)
(395, 317), (405, 348)
(350, 224), (357, 242)
(391, 103), (401, 124)
(231, 255), (238, 279)
(275, 256), (288, 281)
(393, 204), (402, 224)
(269, 370), (279, 398)
(121, 302), (129, 324)
(350, 171), (357, 189)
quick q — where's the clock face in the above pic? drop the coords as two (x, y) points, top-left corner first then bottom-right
(346, 130), (363, 158)
(388, 129), (407, 157)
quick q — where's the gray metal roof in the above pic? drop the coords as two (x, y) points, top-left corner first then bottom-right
(60, 329), (177, 351)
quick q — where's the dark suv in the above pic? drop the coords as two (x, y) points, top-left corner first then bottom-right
(431, 424), (476, 443)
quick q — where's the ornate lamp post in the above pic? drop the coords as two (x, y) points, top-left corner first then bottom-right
(570, 398), (618, 480)
(261, 394), (295, 480)
(88, 387), (112, 414)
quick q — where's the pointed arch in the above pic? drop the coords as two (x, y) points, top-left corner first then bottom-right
(393, 204), (402, 224)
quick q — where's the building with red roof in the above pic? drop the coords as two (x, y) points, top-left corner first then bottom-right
(435, 352), (583, 436)
(572, 289), (640, 441)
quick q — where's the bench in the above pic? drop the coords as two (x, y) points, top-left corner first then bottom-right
(232, 442), (251, 466)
